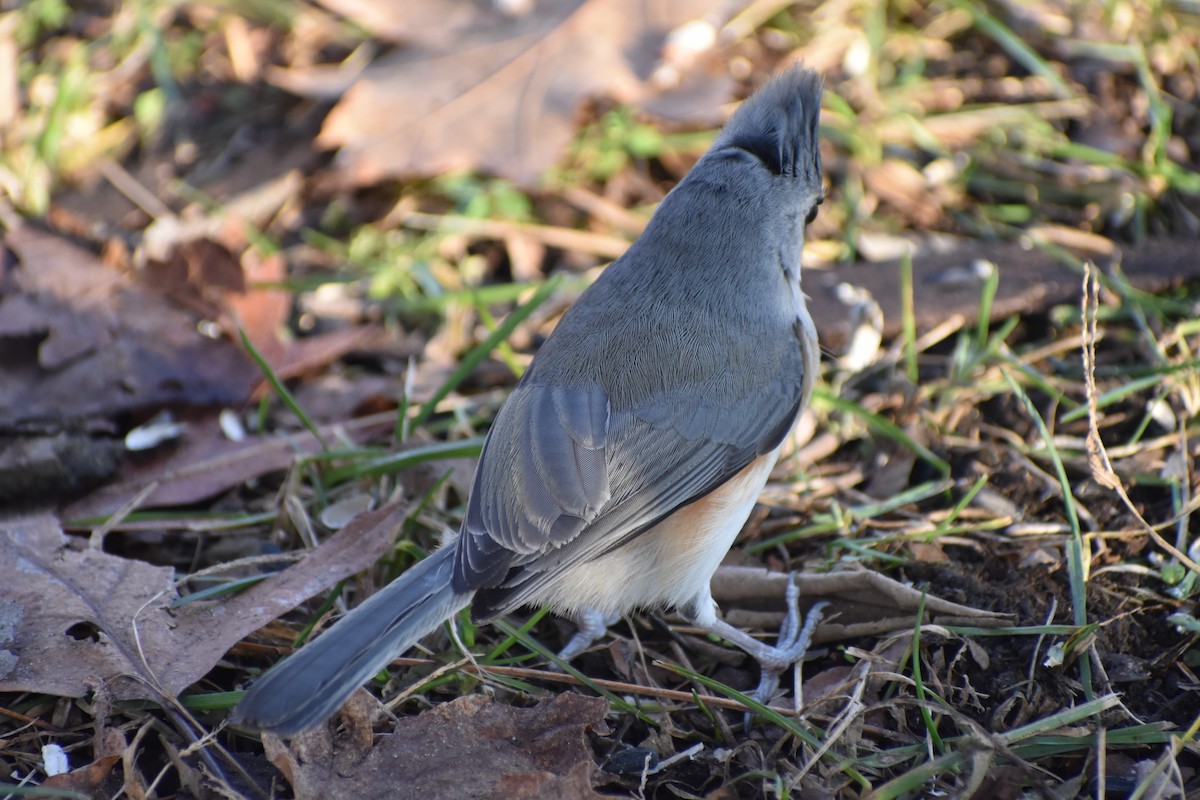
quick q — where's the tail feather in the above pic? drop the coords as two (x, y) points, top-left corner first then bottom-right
(231, 545), (472, 735)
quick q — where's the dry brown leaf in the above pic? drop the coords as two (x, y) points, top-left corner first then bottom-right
(273, 0), (734, 186)
(264, 693), (608, 800)
(263, 325), (386, 390)
(216, 247), (290, 367)
(143, 240), (293, 375)
(0, 225), (258, 429)
(40, 727), (126, 794)
(804, 236), (1200, 351)
(710, 566), (1013, 642)
(862, 159), (945, 229)
(62, 412), (394, 520)
(0, 505), (407, 702)
(907, 541), (950, 563)
(313, 0), (491, 49)
(0, 514), (180, 701)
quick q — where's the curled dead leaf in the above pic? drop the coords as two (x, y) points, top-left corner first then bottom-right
(275, 0), (734, 186)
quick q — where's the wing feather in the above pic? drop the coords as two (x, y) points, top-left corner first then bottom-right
(454, 369), (808, 616)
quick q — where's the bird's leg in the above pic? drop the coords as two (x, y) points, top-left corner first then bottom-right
(557, 608), (622, 661)
(702, 575), (829, 715)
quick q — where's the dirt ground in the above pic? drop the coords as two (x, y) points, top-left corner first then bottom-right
(2, 1), (1200, 798)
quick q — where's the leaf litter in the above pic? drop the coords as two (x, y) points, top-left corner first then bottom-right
(262, 693), (608, 800)
(1, 0), (1199, 797)
(0, 504), (406, 701)
(273, 0), (738, 186)
(0, 224), (260, 431)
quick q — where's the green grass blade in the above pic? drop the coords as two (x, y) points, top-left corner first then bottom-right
(325, 438), (484, 483)
(492, 618), (658, 725)
(813, 389), (951, 477)
(239, 328), (328, 450)
(952, 0), (1074, 99)
(1002, 369), (1093, 701)
(411, 277), (561, 432)
(910, 591), (945, 752)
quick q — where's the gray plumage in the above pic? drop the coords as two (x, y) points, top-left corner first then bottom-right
(232, 66), (824, 735)
(460, 67), (824, 615)
(231, 546), (468, 734)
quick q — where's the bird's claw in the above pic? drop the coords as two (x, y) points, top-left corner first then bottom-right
(741, 577), (830, 728)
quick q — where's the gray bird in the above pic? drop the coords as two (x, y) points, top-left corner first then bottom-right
(233, 66), (827, 736)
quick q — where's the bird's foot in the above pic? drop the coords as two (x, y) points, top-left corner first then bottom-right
(705, 575), (829, 726)
(556, 608), (622, 662)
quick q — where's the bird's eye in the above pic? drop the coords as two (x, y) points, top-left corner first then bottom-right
(804, 202), (820, 225)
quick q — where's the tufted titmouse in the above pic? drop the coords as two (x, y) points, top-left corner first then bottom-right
(233, 67), (827, 735)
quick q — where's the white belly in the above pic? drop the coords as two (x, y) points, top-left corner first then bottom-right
(532, 447), (781, 624)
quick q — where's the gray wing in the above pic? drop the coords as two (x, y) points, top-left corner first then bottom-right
(453, 382), (612, 590)
(452, 373), (805, 616)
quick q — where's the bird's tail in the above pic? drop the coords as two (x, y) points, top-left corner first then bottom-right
(231, 545), (472, 736)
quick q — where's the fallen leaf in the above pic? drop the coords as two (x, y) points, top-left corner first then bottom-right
(0, 225), (258, 429)
(313, 0), (492, 49)
(0, 514), (177, 700)
(264, 693), (608, 800)
(907, 541), (950, 563)
(260, 324), (386, 392)
(223, 248), (290, 368)
(143, 237), (247, 316)
(0, 505), (407, 702)
(62, 412), (395, 520)
(806, 236), (1200, 350)
(40, 727), (126, 795)
(143, 238), (292, 369)
(862, 159), (945, 229)
(274, 0), (734, 186)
